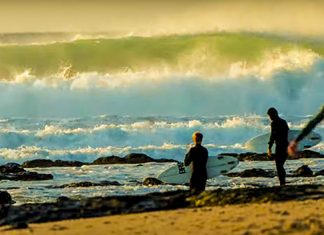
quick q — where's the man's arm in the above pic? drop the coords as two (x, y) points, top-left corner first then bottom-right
(296, 106), (324, 142)
(288, 106), (324, 156)
(268, 122), (275, 150)
(184, 148), (192, 166)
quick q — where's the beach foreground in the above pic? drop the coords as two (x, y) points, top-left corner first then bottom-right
(1, 199), (324, 235)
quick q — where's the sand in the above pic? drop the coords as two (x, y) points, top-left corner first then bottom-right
(1, 199), (324, 235)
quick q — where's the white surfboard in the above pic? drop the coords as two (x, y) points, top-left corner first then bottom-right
(245, 129), (322, 153)
(157, 155), (239, 184)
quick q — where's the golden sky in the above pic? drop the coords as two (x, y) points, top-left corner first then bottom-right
(0, 0), (323, 37)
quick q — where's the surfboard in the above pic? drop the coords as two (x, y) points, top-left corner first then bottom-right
(245, 129), (322, 153)
(157, 155), (239, 184)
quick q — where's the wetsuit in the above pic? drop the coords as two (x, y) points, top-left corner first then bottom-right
(268, 116), (289, 186)
(295, 106), (324, 142)
(184, 144), (208, 194)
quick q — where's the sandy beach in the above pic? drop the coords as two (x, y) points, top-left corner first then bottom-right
(2, 198), (323, 235)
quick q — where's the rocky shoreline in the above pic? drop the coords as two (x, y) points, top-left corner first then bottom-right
(9, 150), (324, 169)
(0, 151), (323, 183)
(0, 184), (323, 229)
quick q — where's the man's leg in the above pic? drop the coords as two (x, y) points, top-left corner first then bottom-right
(275, 155), (287, 186)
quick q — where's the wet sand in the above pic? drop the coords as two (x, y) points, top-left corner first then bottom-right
(1, 199), (323, 235)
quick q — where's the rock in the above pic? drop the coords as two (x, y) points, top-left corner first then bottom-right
(315, 169), (324, 176)
(0, 191), (13, 219)
(226, 168), (276, 178)
(92, 156), (125, 164)
(22, 159), (86, 168)
(93, 153), (177, 165)
(0, 191), (13, 205)
(221, 153), (268, 161)
(9, 221), (29, 229)
(22, 159), (53, 168)
(295, 150), (323, 159)
(143, 177), (164, 186)
(0, 163), (25, 173)
(294, 165), (314, 177)
(124, 153), (154, 163)
(49, 181), (121, 189)
(1, 185), (323, 227)
(0, 171), (53, 181)
(221, 150), (324, 161)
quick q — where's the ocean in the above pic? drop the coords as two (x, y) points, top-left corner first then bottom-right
(0, 32), (323, 204)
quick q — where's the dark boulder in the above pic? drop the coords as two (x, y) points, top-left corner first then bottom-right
(295, 150), (323, 159)
(226, 168), (275, 178)
(49, 181), (121, 189)
(294, 165), (314, 177)
(22, 159), (53, 168)
(124, 153), (154, 163)
(143, 177), (164, 186)
(92, 156), (124, 164)
(93, 153), (177, 165)
(0, 171), (53, 181)
(0, 191), (13, 219)
(22, 159), (86, 168)
(0, 163), (25, 173)
(0, 191), (13, 205)
(315, 169), (324, 176)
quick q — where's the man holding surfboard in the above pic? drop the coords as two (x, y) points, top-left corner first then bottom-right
(184, 132), (208, 194)
(267, 107), (289, 186)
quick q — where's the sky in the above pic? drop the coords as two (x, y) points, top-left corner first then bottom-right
(0, 0), (324, 37)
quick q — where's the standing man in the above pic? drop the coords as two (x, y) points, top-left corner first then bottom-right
(267, 107), (289, 186)
(184, 131), (208, 195)
(288, 105), (324, 156)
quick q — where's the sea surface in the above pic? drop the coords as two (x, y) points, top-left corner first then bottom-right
(0, 32), (323, 204)
(0, 115), (323, 205)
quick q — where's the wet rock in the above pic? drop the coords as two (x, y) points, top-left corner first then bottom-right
(188, 184), (324, 207)
(221, 153), (268, 161)
(294, 165), (314, 177)
(124, 153), (154, 163)
(222, 150), (324, 161)
(0, 191), (13, 219)
(93, 153), (176, 165)
(315, 169), (324, 176)
(0, 171), (53, 181)
(8, 221), (29, 229)
(92, 156), (125, 164)
(0, 191), (12, 205)
(49, 181), (121, 189)
(0, 190), (189, 226)
(1, 185), (323, 227)
(0, 163), (25, 174)
(143, 177), (164, 186)
(226, 168), (276, 178)
(22, 159), (86, 168)
(294, 150), (323, 159)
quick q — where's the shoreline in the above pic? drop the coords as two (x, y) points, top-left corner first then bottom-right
(1, 198), (324, 235)
(1, 184), (324, 228)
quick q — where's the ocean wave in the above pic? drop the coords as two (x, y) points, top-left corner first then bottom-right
(0, 32), (323, 81)
(0, 142), (246, 163)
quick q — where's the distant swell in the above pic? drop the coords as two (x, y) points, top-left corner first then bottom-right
(0, 32), (323, 80)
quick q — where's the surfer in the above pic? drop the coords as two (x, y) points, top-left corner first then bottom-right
(288, 105), (324, 156)
(267, 107), (289, 186)
(184, 131), (208, 195)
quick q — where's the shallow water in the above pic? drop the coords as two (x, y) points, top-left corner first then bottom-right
(1, 158), (323, 205)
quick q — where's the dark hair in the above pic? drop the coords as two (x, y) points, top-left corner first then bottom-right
(267, 107), (278, 119)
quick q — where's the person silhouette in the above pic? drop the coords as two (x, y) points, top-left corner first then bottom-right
(267, 107), (289, 186)
(184, 132), (208, 194)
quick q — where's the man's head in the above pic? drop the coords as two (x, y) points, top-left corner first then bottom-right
(267, 107), (278, 120)
(192, 131), (203, 145)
